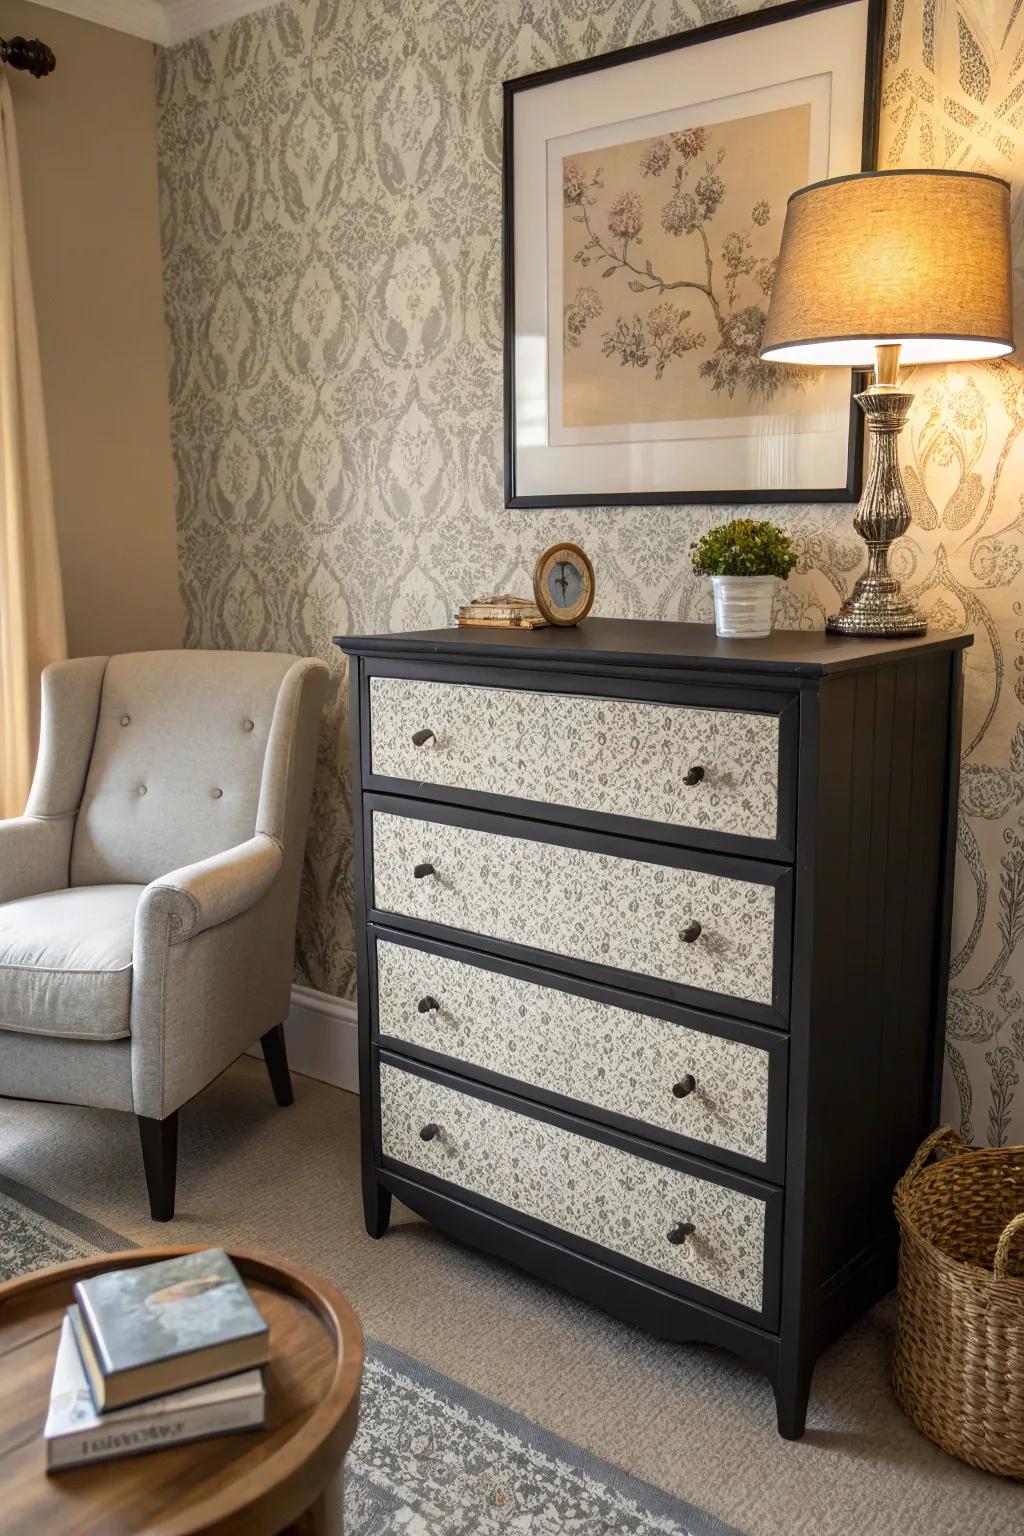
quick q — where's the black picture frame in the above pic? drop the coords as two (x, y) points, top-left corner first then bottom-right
(502, 0), (885, 509)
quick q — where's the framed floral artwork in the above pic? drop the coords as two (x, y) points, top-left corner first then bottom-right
(502, 0), (884, 507)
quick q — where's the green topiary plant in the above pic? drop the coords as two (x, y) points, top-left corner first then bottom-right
(690, 518), (797, 579)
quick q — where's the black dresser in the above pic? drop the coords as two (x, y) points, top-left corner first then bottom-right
(335, 619), (970, 1437)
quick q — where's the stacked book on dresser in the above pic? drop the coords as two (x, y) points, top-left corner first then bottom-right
(44, 1248), (269, 1471)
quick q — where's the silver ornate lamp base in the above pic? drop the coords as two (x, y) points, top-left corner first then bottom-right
(827, 350), (927, 638)
(826, 573), (929, 635)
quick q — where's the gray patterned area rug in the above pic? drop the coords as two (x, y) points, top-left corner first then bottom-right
(0, 1177), (737, 1535)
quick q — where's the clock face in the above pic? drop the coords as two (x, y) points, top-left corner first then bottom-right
(546, 560), (583, 610)
(533, 543), (595, 626)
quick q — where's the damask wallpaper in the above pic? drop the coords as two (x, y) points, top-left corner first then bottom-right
(156, 0), (1024, 1143)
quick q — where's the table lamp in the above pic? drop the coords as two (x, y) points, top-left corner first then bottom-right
(761, 169), (1013, 636)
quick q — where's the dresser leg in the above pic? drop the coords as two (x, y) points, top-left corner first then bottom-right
(774, 1358), (814, 1440)
(363, 1177), (392, 1238)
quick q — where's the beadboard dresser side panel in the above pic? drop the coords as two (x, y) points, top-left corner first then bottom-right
(790, 651), (960, 1343)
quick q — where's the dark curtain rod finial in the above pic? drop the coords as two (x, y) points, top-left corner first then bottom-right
(1, 36), (57, 78)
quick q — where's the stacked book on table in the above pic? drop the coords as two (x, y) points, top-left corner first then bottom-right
(45, 1248), (269, 1471)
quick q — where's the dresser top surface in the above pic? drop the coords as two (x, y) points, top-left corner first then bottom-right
(335, 618), (972, 677)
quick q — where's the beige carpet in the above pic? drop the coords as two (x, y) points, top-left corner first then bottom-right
(0, 1059), (1017, 1535)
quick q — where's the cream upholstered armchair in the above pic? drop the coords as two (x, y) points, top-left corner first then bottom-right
(0, 650), (327, 1220)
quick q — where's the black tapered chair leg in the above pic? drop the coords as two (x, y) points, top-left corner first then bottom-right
(138, 1112), (178, 1222)
(260, 1022), (294, 1107)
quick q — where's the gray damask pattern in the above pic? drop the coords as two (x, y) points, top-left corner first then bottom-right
(380, 1061), (768, 1310)
(376, 938), (772, 1162)
(370, 676), (780, 839)
(158, 0), (1024, 1142)
(372, 811), (777, 1004)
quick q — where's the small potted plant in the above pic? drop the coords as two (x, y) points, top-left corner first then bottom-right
(691, 518), (797, 639)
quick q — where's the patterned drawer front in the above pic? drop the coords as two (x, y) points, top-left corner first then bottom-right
(380, 1062), (768, 1312)
(376, 940), (772, 1165)
(371, 812), (777, 1007)
(369, 677), (779, 842)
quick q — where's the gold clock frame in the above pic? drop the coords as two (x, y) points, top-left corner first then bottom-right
(532, 543), (595, 627)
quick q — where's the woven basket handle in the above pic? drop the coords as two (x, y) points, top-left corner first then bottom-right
(894, 1125), (970, 1204)
(994, 1212), (1024, 1279)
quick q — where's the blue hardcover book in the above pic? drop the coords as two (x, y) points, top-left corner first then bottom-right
(72, 1248), (269, 1410)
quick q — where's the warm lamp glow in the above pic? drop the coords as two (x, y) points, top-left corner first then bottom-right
(764, 336), (1012, 367)
(760, 169), (1014, 368)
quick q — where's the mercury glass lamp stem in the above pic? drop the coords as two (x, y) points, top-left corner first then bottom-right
(826, 342), (928, 637)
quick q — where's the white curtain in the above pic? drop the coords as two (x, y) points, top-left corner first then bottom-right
(0, 72), (66, 818)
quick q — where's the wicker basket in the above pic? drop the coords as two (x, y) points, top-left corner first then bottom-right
(892, 1125), (1024, 1478)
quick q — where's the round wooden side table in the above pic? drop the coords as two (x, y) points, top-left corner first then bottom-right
(0, 1246), (363, 1536)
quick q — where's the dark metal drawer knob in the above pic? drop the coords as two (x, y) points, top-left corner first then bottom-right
(417, 996), (440, 1014)
(679, 921), (702, 943)
(683, 766), (705, 786)
(667, 1222), (696, 1245)
(411, 728), (435, 747)
(419, 1123), (441, 1142)
(413, 862), (435, 879)
(672, 1074), (697, 1099)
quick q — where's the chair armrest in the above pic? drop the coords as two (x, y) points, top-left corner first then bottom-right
(0, 816), (72, 903)
(138, 834), (284, 944)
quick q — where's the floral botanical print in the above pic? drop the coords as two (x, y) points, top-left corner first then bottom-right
(158, 0), (1024, 1144)
(562, 103), (817, 427)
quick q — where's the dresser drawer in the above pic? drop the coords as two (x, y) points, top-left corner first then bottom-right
(368, 802), (790, 1022)
(374, 934), (784, 1175)
(368, 674), (786, 849)
(379, 1058), (777, 1320)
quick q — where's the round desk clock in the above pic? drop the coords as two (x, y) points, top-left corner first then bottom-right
(533, 543), (595, 626)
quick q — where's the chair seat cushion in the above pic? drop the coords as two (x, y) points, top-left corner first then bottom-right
(0, 885), (143, 1041)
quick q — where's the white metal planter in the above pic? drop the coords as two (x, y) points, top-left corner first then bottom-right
(710, 575), (775, 639)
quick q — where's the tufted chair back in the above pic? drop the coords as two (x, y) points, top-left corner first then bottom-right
(69, 651), (306, 887)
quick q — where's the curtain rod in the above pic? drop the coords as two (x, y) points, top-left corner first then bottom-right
(0, 36), (56, 78)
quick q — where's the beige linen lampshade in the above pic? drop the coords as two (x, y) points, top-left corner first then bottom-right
(760, 169), (1014, 367)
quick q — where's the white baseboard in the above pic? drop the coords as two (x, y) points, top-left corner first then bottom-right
(246, 986), (358, 1093)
